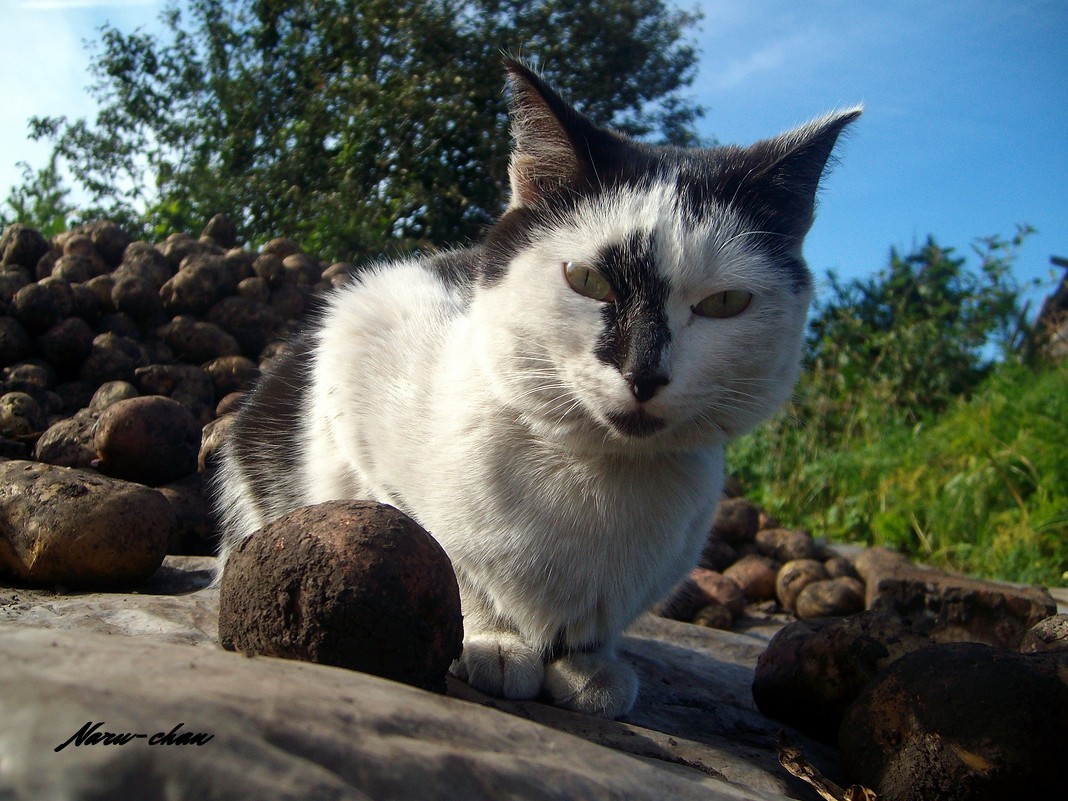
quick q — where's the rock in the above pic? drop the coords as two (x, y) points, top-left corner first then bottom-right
(202, 354), (260, 398)
(755, 527), (822, 563)
(88, 379), (140, 412)
(260, 237), (301, 260)
(282, 252), (322, 285)
(710, 497), (761, 546)
(237, 275), (271, 303)
(698, 533), (738, 571)
(198, 413), (234, 471)
(0, 460), (173, 588)
(159, 253), (239, 316)
(9, 281), (63, 334)
(689, 568), (746, 616)
(158, 315), (242, 364)
(206, 295), (281, 357)
(202, 213), (238, 248)
(795, 577), (866, 619)
(775, 558), (828, 612)
(219, 500), (464, 694)
(76, 220), (132, 268)
(1019, 613), (1068, 652)
(158, 473), (218, 554)
(93, 395), (201, 485)
(111, 273), (164, 324)
(0, 223), (50, 269)
(752, 610), (933, 743)
(0, 391), (46, 438)
(839, 642), (1068, 801)
(692, 602), (735, 630)
(32, 408), (98, 468)
(823, 555), (860, 579)
(723, 554), (779, 602)
(0, 316), (32, 367)
(37, 317), (95, 375)
(252, 252), (285, 286)
(854, 547), (1057, 648)
(134, 363), (216, 423)
(119, 242), (173, 288)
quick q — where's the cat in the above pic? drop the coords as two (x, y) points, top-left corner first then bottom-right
(215, 58), (860, 718)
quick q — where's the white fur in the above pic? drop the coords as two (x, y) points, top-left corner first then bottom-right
(217, 176), (811, 718)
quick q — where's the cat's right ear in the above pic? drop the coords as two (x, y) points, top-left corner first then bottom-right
(503, 58), (606, 209)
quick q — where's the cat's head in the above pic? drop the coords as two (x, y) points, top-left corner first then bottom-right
(473, 59), (860, 453)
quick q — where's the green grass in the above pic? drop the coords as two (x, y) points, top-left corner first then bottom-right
(729, 360), (1068, 587)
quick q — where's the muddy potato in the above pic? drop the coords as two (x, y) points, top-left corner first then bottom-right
(709, 497), (761, 546)
(776, 558), (829, 612)
(0, 460), (173, 588)
(724, 554), (780, 603)
(839, 642), (1068, 801)
(219, 500), (463, 693)
(93, 395), (201, 485)
(795, 576), (866, 619)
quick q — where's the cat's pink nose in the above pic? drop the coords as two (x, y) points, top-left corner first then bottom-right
(625, 372), (669, 403)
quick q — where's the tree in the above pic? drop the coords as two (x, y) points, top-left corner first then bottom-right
(0, 157), (76, 238)
(25, 0), (703, 260)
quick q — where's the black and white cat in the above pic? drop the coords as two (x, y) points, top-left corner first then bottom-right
(215, 60), (859, 718)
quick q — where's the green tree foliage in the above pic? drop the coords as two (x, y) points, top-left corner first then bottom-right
(22, 0), (703, 260)
(0, 157), (76, 238)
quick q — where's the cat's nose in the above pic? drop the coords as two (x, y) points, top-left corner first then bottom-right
(625, 371), (670, 403)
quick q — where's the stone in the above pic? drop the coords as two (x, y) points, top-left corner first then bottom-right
(134, 364), (216, 424)
(158, 315), (242, 364)
(198, 413), (234, 471)
(854, 547), (1057, 648)
(755, 528), (822, 563)
(1018, 613), (1068, 652)
(158, 473), (218, 555)
(724, 554), (779, 602)
(206, 295), (282, 358)
(775, 559), (828, 612)
(692, 602), (735, 630)
(689, 568), (746, 616)
(0, 460), (173, 588)
(795, 577), (866, 619)
(219, 501), (464, 694)
(202, 355), (259, 398)
(37, 317), (95, 375)
(839, 642), (1068, 801)
(88, 379), (140, 412)
(9, 282), (63, 334)
(698, 533), (738, 571)
(93, 395), (202, 486)
(752, 611), (933, 744)
(0, 223), (50, 269)
(202, 213), (238, 248)
(32, 409), (98, 468)
(710, 497), (761, 546)
(0, 316), (32, 367)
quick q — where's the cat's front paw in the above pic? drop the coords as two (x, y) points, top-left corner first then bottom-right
(544, 652), (638, 719)
(451, 633), (544, 699)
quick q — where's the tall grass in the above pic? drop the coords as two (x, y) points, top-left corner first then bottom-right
(729, 360), (1068, 586)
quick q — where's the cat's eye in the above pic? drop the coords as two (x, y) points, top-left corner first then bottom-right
(563, 261), (615, 302)
(691, 290), (753, 319)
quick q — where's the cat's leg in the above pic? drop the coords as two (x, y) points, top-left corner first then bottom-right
(543, 646), (638, 719)
(449, 571), (544, 699)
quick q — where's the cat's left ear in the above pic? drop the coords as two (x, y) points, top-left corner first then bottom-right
(503, 58), (616, 209)
(731, 107), (863, 242)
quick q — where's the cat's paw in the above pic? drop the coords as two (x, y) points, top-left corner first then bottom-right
(451, 633), (544, 699)
(543, 652), (638, 719)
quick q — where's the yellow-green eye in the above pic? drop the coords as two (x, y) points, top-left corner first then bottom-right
(563, 261), (615, 302)
(691, 290), (753, 319)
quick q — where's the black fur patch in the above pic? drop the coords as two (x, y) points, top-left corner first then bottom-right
(591, 232), (672, 385)
(425, 248), (482, 289)
(229, 332), (314, 513)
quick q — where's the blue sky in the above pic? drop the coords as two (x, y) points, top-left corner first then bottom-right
(3, 0), (1066, 311)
